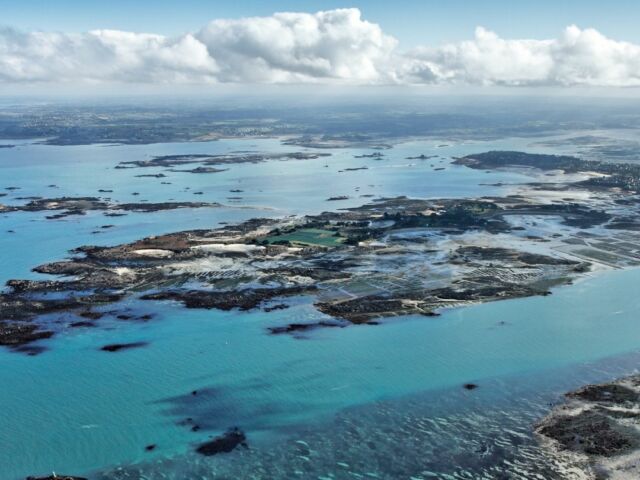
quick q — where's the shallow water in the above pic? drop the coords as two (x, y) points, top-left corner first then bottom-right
(0, 136), (638, 479)
(0, 136), (539, 282)
(100, 351), (640, 480)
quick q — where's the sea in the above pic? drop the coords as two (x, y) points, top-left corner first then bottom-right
(1, 136), (638, 479)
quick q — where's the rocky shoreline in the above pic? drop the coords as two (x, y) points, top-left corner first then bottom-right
(0, 196), (222, 219)
(0, 193), (600, 352)
(3, 150), (640, 357)
(115, 151), (331, 173)
(536, 375), (640, 479)
(5, 147), (640, 480)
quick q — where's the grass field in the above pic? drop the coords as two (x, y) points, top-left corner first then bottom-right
(264, 228), (345, 247)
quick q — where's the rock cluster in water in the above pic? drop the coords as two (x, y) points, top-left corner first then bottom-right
(5, 151), (640, 356)
(536, 375), (640, 477)
(196, 427), (248, 456)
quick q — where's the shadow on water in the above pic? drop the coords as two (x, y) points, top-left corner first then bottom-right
(99, 351), (640, 480)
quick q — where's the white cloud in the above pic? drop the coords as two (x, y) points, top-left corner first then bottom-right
(2, 9), (640, 87)
(0, 28), (218, 83)
(401, 27), (555, 86)
(403, 25), (640, 87)
(197, 8), (396, 83)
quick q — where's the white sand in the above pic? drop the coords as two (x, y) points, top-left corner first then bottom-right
(132, 249), (174, 258)
(113, 267), (136, 277)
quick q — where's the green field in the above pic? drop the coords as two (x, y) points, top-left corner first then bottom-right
(264, 228), (344, 247)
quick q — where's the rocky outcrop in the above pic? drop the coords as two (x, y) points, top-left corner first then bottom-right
(195, 427), (247, 456)
(536, 375), (640, 477)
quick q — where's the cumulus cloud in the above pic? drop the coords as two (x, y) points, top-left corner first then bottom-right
(401, 27), (555, 85)
(403, 25), (640, 87)
(0, 28), (218, 83)
(2, 8), (640, 87)
(0, 8), (395, 85)
(197, 8), (396, 83)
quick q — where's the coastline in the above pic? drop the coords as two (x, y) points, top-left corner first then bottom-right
(3, 142), (640, 478)
(536, 375), (640, 480)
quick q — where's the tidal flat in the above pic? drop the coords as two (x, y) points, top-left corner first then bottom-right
(2, 133), (640, 479)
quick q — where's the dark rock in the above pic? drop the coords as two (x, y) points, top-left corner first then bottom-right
(537, 375), (640, 470)
(195, 427), (247, 456)
(78, 310), (104, 320)
(170, 166), (228, 174)
(0, 322), (53, 348)
(115, 201), (220, 213)
(45, 209), (86, 220)
(327, 196), (350, 201)
(100, 342), (148, 352)
(263, 303), (289, 312)
(568, 384), (639, 404)
(537, 409), (634, 456)
(268, 321), (344, 335)
(69, 321), (95, 328)
(141, 286), (314, 312)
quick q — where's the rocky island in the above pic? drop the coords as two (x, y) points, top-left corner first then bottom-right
(4, 147), (640, 479)
(0, 196), (223, 219)
(4, 150), (640, 355)
(115, 151), (331, 173)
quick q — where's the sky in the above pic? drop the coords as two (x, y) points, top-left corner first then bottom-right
(2, 1), (640, 91)
(4, 0), (640, 47)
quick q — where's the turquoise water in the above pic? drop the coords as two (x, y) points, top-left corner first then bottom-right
(1, 137), (638, 479)
(0, 138), (534, 283)
(99, 348), (640, 479)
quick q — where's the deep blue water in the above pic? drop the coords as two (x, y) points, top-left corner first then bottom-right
(0, 137), (637, 479)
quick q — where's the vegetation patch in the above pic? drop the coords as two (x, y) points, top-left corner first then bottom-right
(263, 228), (344, 247)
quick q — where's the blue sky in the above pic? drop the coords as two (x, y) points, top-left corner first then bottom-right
(4, 0), (639, 46)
